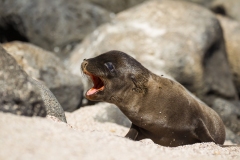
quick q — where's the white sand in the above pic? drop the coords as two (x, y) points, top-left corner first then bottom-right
(0, 103), (239, 160)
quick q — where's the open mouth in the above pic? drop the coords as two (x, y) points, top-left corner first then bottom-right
(85, 72), (105, 96)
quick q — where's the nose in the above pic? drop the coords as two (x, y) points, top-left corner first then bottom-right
(81, 59), (88, 71)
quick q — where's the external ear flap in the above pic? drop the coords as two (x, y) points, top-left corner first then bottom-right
(130, 73), (148, 94)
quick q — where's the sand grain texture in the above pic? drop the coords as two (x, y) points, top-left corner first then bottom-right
(1, 103), (240, 160)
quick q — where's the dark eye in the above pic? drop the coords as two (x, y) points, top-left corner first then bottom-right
(104, 62), (115, 72)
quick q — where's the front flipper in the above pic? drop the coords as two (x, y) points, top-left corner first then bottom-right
(125, 123), (139, 140)
(195, 119), (216, 143)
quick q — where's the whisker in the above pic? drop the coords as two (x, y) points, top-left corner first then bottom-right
(80, 70), (85, 76)
(80, 70), (88, 78)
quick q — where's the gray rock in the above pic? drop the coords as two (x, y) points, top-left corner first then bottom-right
(0, 44), (66, 122)
(0, 45), (46, 117)
(68, 0), (237, 105)
(166, 0), (215, 8)
(30, 78), (67, 122)
(87, 0), (146, 13)
(211, 0), (240, 22)
(216, 15), (240, 95)
(0, 0), (113, 58)
(212, 98), (240, 134)
(170, 0), (240, 26)
(87, 0), (217, 13)
(225, 127), (240, 144)
(2, 41), (83, 112)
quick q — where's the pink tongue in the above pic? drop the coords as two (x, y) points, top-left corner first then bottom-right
(87, 88), (98, 96)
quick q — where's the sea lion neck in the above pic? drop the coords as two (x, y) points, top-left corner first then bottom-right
(110, 73), (151, 120)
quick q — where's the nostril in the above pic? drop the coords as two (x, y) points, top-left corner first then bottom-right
(81, 60), (89, 72)
(84, 61), (88, 67)
(81, 60), (88, 69)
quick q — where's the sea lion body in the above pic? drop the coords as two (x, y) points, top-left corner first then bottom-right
(81, 51), (225, 147)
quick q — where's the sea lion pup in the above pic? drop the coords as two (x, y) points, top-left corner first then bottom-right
(81, 50), (225, 147)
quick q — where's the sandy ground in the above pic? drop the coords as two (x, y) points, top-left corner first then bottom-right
(1, 103), (240, 160)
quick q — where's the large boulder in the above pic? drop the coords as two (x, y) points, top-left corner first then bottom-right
(212, 98), (240, 141)
(86, 0), (146, 13)
(167, 0), (215, 7)
(2, 41), (84, 112)
(213, 99), (240, 131)
(68, 0), (237, 105)
(30, 78), (67, 122)
(0, 45), (46, 117)
(211, 0), (240, 22)
(225, 127), (240, 144)
(0, 0), (113, 58)
(87, 0), (216, 13)
(0, 44), (66, 122)
(167, 0), (240, 24)
(216, 15), (240, 95)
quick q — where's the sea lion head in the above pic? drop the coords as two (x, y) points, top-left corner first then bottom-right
(81, 50), (149, 103)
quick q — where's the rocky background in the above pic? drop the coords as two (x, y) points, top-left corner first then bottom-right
(0, 0), (240, 159)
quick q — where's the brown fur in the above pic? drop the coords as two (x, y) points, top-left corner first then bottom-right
(81, 50), (225, 147)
